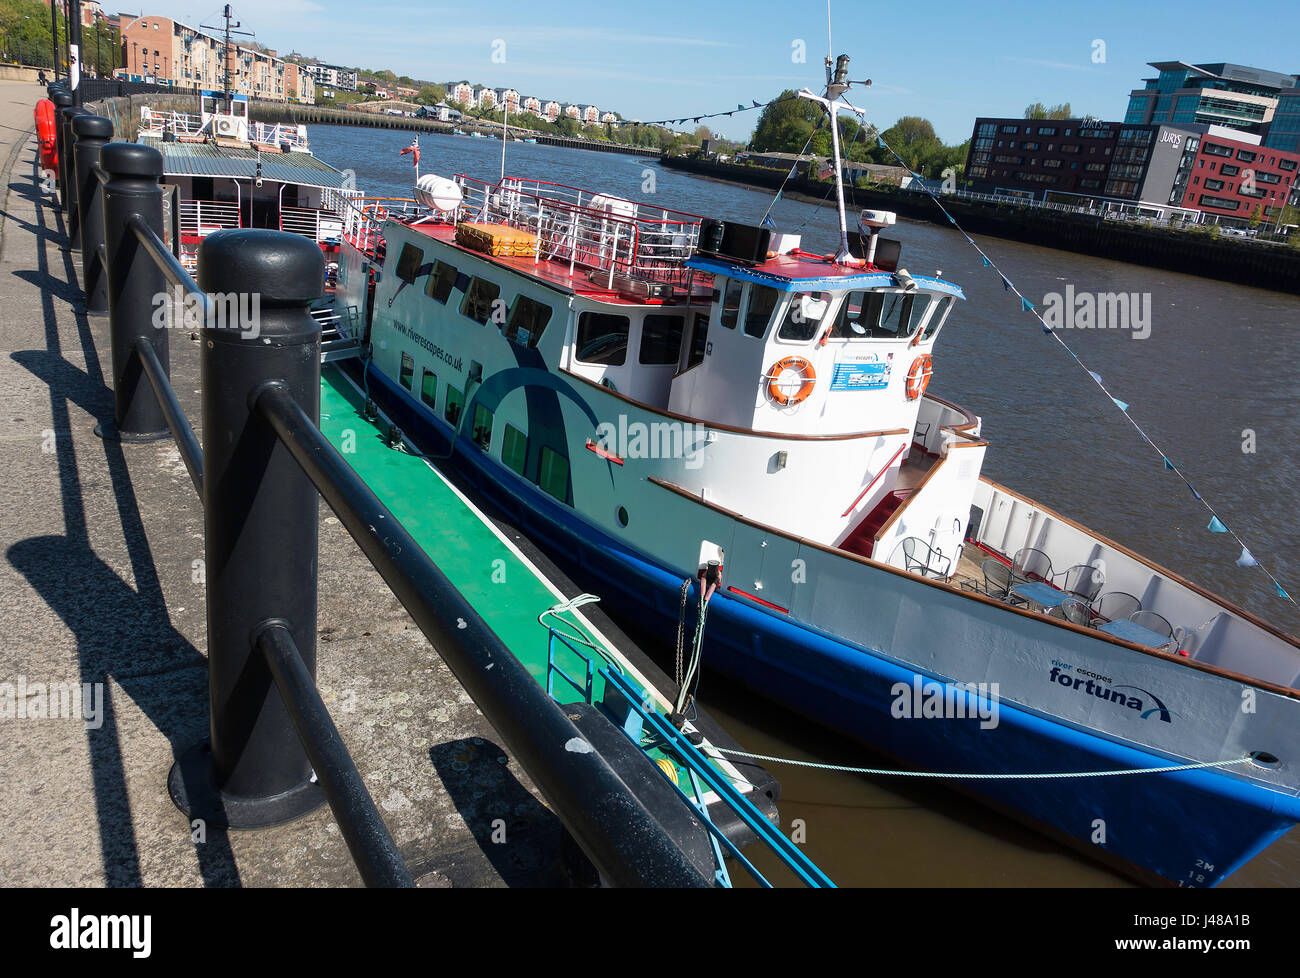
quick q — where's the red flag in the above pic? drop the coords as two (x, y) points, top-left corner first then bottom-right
(399, 136), (420, 167)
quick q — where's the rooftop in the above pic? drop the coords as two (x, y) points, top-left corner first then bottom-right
(139, 135), (351, 190)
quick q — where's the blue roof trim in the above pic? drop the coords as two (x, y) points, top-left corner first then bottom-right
(686, 256), (965, 300)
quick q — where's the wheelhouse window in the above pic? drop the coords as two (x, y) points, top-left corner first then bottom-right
(420, 368), (437, 408)
(505, 295), (552, 348)
(575, 312), (629, 365)
(830, 291), (919, 340)
(460, 276), (501, 325)
(444, 384), (464, 426)
(743, 285), (780, 338)
(776, 291), (831, 342)
(684, 313), (709, 370)
(399, 352), (414, 389)
(471, 404), (493, 450)
(502, 424), (527, 475)
(921, 296), (953, 343)
(424, 260), (457, 303)
(639, 314), (684, 365)
(717, 278), (743, 329)
(395, 243), (423, 284)
(538, 446), (569, 502)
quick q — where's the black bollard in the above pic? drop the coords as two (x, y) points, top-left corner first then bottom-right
(72, 114), (113, 313)
(58, 106), (87, 240)
(97, 142), (169, 441)
(48, 88), (72, 207)
(168, 229), (327, 829)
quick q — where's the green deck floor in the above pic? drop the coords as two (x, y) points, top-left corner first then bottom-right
(319, 365), (735, 793)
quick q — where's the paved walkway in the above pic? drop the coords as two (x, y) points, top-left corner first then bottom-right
(0, 80), (570, 887)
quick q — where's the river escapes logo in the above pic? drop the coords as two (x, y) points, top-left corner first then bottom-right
(1048, 660), (1175, 722)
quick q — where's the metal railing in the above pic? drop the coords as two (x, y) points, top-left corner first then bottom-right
(64, 96), (736, 888)
(178, 199), (241, 236)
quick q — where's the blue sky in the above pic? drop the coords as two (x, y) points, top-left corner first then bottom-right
(149, 0), (1299, 144)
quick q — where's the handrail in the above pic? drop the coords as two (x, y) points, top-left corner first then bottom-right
(134, 336), (203, 494)
(841, 441), (908, 518)
(256, 623), (412, 887)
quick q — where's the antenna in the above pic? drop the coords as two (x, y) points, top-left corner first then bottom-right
(201, 4), (253, 112)
(796, 53), (871, 266)
(500, 94), (508, 183)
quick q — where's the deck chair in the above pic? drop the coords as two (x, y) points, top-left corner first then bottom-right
(901, 537), (951, 579)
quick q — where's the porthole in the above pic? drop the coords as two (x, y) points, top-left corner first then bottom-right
(616, 506), (629, 527)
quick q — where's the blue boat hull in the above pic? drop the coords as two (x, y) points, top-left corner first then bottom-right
(358, 361), (1296, 886)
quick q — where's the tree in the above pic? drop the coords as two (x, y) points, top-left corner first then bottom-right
(1024, 102), (1074, 120)
(415, 84), (444, 105)
(749, 89), (823, 153)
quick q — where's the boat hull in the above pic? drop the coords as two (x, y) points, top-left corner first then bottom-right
(356, 359), (1299, 886)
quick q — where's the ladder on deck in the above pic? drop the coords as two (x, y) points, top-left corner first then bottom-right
(313, 305), (363, 363)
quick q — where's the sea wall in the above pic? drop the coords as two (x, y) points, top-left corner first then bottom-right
(660, 156), (1300, 296)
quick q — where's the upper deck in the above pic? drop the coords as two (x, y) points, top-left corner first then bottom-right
(342, 172), (965, 307)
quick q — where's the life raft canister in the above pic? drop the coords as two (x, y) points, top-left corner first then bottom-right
(765, 356), (816, 407)
(906, 354), (933, 401)
(35, 99), (57, 174)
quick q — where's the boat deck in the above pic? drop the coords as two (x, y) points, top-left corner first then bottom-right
(318, 365), (751, 797)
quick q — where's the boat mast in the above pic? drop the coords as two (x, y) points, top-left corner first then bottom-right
(796, 53), (870, 265)
(201, 5), (252, 114)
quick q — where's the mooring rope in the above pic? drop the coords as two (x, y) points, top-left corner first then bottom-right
(704, 747), (1256, 780)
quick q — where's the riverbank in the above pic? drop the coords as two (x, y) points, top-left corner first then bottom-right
(659, 155), (1300, 296)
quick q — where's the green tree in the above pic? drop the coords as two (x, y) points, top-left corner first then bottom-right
(749, 89), (822, 153)
(415, 84), (445, 105)
(1024, 102), (1074, 120)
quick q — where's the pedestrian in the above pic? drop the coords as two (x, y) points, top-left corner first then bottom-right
(37, 70), (47, 87)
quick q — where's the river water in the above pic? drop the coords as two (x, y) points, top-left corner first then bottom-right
(309, 125), (1300, 887)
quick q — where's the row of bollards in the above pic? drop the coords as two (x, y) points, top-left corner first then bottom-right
(46, 81), (339, 836)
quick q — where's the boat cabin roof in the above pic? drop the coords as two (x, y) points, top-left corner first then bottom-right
(687, 254), (966, 300)
(139, 135), (351, 191)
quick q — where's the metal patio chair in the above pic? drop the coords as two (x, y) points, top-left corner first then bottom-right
(1093, 591), (1141, 623)
(901, 537), (951, 580)
(980, 558), (1015, 601)
(1129, 610), (1175, 640)
(1011, 547), (1054, 583)
(1057, 563), (1105, 603)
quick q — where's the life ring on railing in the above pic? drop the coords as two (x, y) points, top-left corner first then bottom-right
(34, 99), (57, 173)
(906, 354), (933, 401)
(765, 356), (817, 407)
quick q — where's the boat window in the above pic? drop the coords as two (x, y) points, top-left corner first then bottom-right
(717, 278), (742, 329)
(744, 285), (780, 338)
(399, 353), (414, 389)
(471, 403), (493, 450)
(460, 276), (501, 325)
(830, 291), (916, 340)
(444, 384), (464, 426)
(906, 294), (935, 336)
(395, 243), (423, 285)
(420, 368), (437, 408)
(424, 260), (457, 303)
(505, 295), (552, 348)
(538, 446), (569, 502)
(777, 291), (831, 342)
(640, 314), (684, 365)
(921, 296), (954, 343)
(685, 312), (709, 370)
(502, 424), (527, 475)
(576, 312), (629, 365)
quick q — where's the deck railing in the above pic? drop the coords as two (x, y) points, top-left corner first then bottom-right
(178, 199), (240, 236)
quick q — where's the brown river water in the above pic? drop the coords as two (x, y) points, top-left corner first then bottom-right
(313, 126), (1300, 887)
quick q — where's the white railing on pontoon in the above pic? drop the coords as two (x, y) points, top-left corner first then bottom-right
(249, 121), (310, 152)
(140, 108), (207, 139)
(179, 199), (240, 236)
(280, 205), (343, 243)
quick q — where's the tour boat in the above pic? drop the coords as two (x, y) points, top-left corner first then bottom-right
(329, 59), (1300, 886)
(139, 92), (355, 280)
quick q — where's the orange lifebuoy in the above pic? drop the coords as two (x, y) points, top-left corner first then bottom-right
(906, 354), (933, 401)
(766, 356), (816, 407)
(35, 99), (57, 173)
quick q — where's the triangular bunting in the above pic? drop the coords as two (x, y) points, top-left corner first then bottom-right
(981, 255), (991, 266)
(1020, 297), (1035, 312)
(1112, 397), (1129, 411)
(1191, 488), (1201, 500)
(1163, 457), (1175, 471)
(1277, 582), (1291, 600)
(1001, 277), (1011, 292)
(1207, 516), (1229, 533)
(1088, 371), (1103, 383)
(1236, 548), (1258, 567)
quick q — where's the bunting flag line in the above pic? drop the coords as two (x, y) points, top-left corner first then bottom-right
(1208, 517), (1229, 533)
